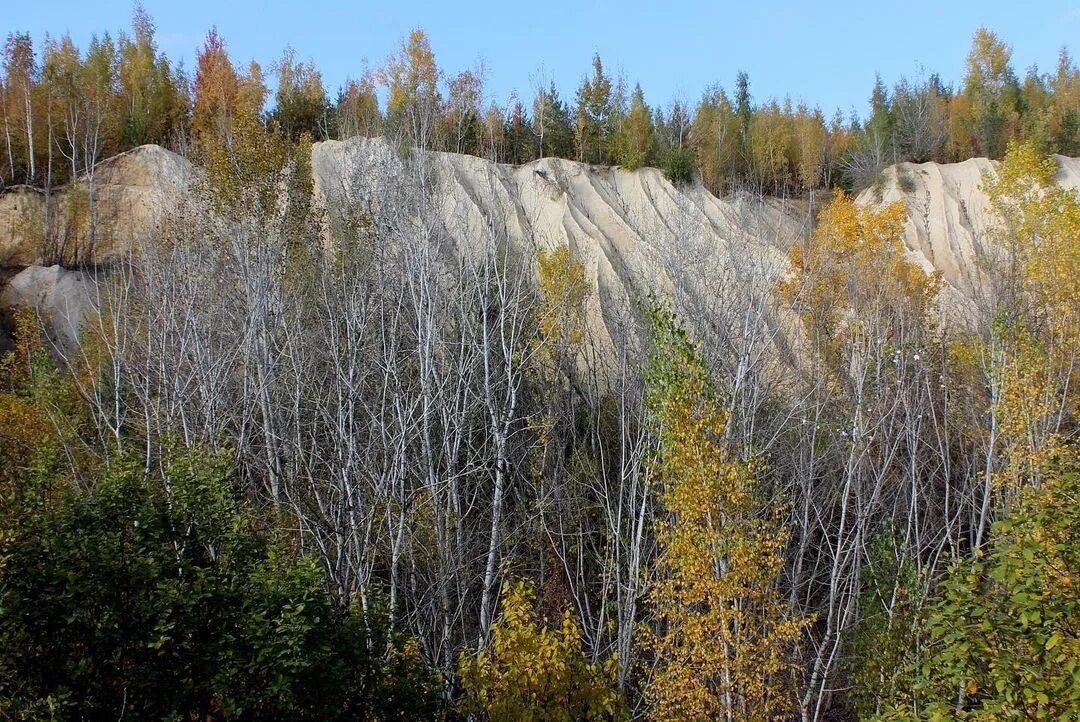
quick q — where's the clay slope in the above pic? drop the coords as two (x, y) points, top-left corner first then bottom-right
(856, 155), (1080, 302)
(3, 139), (1078, 358)
(312, 137), (805, 361)
(0, 144), (191, 266)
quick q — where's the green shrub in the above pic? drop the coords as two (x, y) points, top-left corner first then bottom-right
(0, 449), (442, 721)
(877, 446), (1080, 720)
(660, 146), (696, 186)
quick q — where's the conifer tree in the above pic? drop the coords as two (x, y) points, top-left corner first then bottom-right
(533, 80), (573, 159)
(505, 96), (535, 164)
(444, 67), (483, 154)
(575, 54), (612, 164)
(733, 71), (752, 177)
(655, 98), (695, 184)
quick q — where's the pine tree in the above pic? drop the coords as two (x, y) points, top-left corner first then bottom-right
(575, 54), (612, 163)
(733, 71), (752, 176)
(505, 96), (535, 164)
(534, 80), (573, 159)
(654, 99), (695, 184)
(444, 67), (483, 154)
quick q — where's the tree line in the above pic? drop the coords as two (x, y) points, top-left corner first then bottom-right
(2, 8), (1078, 197)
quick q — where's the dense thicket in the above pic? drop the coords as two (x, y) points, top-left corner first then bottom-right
(0, 314), (444, 720)
(1, 8), (1078, 721)
(2, 92), (1076, 717)
(2, 9), (1077, 195)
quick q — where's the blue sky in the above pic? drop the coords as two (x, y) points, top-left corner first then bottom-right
(6, 0), (1079, 119)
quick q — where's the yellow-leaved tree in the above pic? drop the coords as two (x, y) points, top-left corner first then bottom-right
(379, 28), (442, 146)
(530, 244), (588, 468)
(984, 139), (1079, 339)
(781, 182), (941, 720)
(980, 140), (1080, 491)
(643, 308), (808, 721)
(529, 245), (590, 616)
(535, 245), (589, 380)
(459, 580), (626, 721)
(783, 191), (939, 362)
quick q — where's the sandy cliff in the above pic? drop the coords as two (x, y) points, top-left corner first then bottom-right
(0, 144), (191, 266)
(856, 155), (1080, 300)
(312, 137), (805, 359)
(2, 140), (1077, 353)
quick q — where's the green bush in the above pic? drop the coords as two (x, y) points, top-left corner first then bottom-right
(877, 446), (1080, 720)
(0, 449), (442, 721)
(660, 146), (696, 186)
